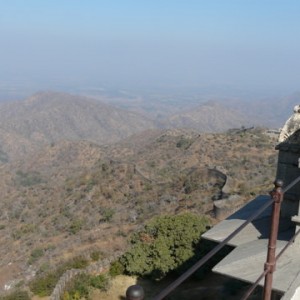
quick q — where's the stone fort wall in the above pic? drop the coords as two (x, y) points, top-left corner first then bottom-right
(50, 251), (122, 300)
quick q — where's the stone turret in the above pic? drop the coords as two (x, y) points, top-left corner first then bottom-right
(276, 105), (300, 230)
(276, 134), (300, 219)
(277, 106), (300, 231)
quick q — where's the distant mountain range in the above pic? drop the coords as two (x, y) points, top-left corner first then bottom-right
(163, 101), (253, 132)
(0, 90), (298, 161)
(219, 92), (300, 128)
(0, 91), (156, 159)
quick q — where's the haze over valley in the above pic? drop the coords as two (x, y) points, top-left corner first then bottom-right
(1, 1), (300, 299)
(0, 89), (298, 162)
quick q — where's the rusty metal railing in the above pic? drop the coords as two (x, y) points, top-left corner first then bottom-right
(125, 176), (300, 300)
(241, 228), (300, 300)
(241, 176), (300, 300)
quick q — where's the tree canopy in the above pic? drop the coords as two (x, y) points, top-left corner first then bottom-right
(120, 213), (210, 279)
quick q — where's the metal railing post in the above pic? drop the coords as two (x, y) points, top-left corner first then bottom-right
(263, 179), (284, 300)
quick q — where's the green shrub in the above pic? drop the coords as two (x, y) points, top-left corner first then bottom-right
(62, 273), (111, 300)
(90, 274), (110, 291)
(37, 263), (50, 275)
(15, 170), (44, 187)
(90, 250), (103, 261)
(69, 219), (84, 234)
(12, 224), (36, 240)
(176, 137), (193, 149)
(85, 178), (97, 192)
(109, 260), (125, 277)
(29, 271), (59, 296)
(28, 248), (44, 265)
(63, 256), (89, 270)
(120, 213), (210, 280)
(0, 149), (8, 163)
(0, 289), (30, 300)
(100, 208), (115, 222)
(30, 256), (89, 296)
(61, 291), (75, 300)
(63, 273), (90, 299)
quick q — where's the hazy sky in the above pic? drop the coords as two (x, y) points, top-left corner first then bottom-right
(1, 0), (300, 92)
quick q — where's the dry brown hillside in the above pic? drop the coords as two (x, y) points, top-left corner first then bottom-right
(163, 101), (253, 131)
(0, 127), (277, 295)
(0, 91), (156, 160)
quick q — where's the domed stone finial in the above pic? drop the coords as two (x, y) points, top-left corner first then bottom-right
(274, 179), (284, 188)
(126, 285), (145, 300)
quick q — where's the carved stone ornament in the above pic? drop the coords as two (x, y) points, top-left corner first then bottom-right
(278, 105), (300, 143)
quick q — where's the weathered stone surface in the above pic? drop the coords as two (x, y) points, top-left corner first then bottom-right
(213, 239), (300, 293)
(276, 144), (300, 218)
(202, 195), (274, 246)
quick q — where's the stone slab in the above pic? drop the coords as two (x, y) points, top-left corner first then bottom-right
(213, 239), (300, 293)
(281, 271), (300, 299)
(202, 195), (285, 246)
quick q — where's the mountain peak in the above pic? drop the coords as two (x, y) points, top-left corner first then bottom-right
(0, 91), (156, 160)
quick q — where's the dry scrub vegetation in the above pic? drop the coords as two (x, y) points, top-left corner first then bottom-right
(0, 127), (277, 298)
